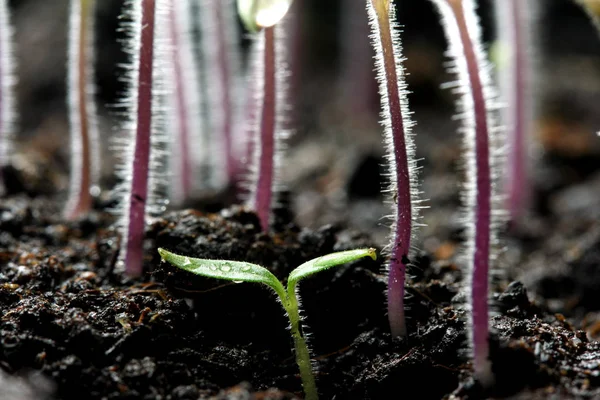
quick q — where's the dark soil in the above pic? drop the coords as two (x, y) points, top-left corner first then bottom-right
(2, 164), (600, 400)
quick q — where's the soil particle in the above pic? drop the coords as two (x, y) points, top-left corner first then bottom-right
(2, 201), (600, 399)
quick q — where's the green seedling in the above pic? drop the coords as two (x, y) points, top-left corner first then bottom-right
(158, 247), (377, 400)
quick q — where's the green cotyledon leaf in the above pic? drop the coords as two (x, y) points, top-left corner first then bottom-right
(158, 248), (286, 299)
(287, 248), (377, 292)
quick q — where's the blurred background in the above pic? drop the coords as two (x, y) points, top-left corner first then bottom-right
(5, 0), (600, 245)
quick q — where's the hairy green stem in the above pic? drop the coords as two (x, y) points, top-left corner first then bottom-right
(286, 284), (317, 400)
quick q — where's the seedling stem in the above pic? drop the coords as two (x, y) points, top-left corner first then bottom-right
(159, 247), (377, 400)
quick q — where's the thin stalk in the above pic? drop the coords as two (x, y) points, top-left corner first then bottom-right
(215, 1), (235, 180)
(285, 286), (317, 400)
(166, 0), (203, 205)
(366, 0), (419, 338)
(341, 0), (377, 118)
(251, 26), (277, 231)
(0, 0), (16, 195)
(126, 0), (156, 276)
(496, 0), (534, 224)
(199, 0), (242, 189)
(117, 0), (169, 276)
(430, 0), (502, 386)
(240, 38), (261, 178)
(286, 0), (303, 127)
(65, 0), (100, 220)
(239, 1), (292, 231)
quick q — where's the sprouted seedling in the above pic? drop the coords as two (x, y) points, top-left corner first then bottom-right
(115, 0), (169, 276)
(158, 247), (377, 400)
(429, 0), (503, 387)
(64, 0), (101, 220)
(366, 0), (420, 338)
(238, 0), (293, 231)
(0, 0), (16, 196)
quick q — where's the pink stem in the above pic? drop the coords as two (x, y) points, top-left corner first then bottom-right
(125, 0), (156, 276)
(169, 0), (193, 200)
(374, 4), (412, 338)
(452, 1), (491, 378)
(0, 1), (6, 193)
(214, 2), (235, 180)
(65, 0), (94, 220)
(254, 27), (276, 231)
(506, 0), (528, 222)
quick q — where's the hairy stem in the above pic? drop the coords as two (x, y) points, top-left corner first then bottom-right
(430, 0), (499, 386)
(455, 0), (491, 384)
(284, 289), (318, 400)
(367, 0), (417, 337)
(0, 0), (5, 195)
(124, 0), (156, 276)
(498, 0), (531, 224)
(167, 0), (192, 204)
(0, 0), (16, 195)
(341, 0), (377, 118)
(65, 0), (99, 219)
(252, 27), (276, 231)
(199, 0), (241, 188)
(214, 2), (235, 180)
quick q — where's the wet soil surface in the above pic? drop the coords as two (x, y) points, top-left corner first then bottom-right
(2, 179), (600, 400)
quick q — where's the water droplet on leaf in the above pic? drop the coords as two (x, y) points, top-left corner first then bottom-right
(220, 264), (232, 272)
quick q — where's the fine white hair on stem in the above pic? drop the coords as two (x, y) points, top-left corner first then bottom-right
(145, 0), (171, 218)
(0, 0), (17, 195)
(429, 0), (505, 387)
(290, 285), (318, 383)
(64, 0), (101, 219)
(495, 0), (538, 223)
(113, 0), (171, 274)
(198, 0), (244, 189)
(221, 0), (245, 168)
(366, 0), (423, 338)
(166, 0), (204, 205)
(245, 21), (291, 231)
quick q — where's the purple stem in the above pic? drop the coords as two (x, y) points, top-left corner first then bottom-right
(168, 0), (192, 201)
(341, 0), (377, 118)
(214, 2), (236, 180)
(0, 0), (8, 194)
(125, 0), (156, 276)
(505, 0), (528, 223)
(368, 0), (413, 338)
(0, 7), (4, 194)
(253, 27), (276, 231)
(241, 62), (258, 179)
(448, 0), (492, 380)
